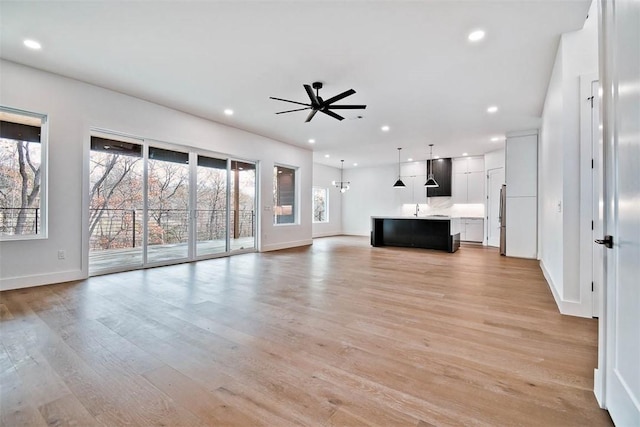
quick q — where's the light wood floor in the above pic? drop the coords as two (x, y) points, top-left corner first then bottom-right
(0, 236), (612, 426)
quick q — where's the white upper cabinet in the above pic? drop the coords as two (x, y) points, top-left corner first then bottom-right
(399, 162), (427, 204)
(466, 171), (485, 204)
(467, 156), (484, 173)
(452, 156), (485, 203)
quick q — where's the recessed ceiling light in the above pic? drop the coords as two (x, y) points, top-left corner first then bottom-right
(224, 109), (234, 116)
(491, 137), (501, 142)
(353, 162), (358, 166)
(381, 125), (390, 132)
(468, 30), (485, 42)
(23, 39), (42, 50)
(324, 154), (330, 158)
(487, 106), (498, 113)
(407, 158), (413, 161)
(308, 139), (315, 144)
(434, 155), (440, 159)
(462, 152), (468, 156)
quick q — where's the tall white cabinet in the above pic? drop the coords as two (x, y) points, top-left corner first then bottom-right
(452, 156), (484, 204)
(505, 130), (538, 258)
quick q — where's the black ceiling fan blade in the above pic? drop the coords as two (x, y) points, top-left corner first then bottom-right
(323, 89), (356, 106)
(305, 109), (318, 122)
(326, 105), (367, 110)
(320, 109), (345, 121)
(304, 84), (321, 107)
(269, 97), (310, 107)
(275, 107), (311, 114)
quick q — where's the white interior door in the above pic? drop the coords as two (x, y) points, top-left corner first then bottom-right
(599, 0), (640, 423)
(487, 167), (504, 247)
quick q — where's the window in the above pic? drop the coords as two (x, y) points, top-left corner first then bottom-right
(313, 187), (329, 223)
(0, 106), (48, 239)
(273, 165), (296, 224)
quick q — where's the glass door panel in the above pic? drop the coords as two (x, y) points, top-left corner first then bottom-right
(230, 160), (256, 251)
(147, 147), (190, 263)
(89, 136), (143, 274)
(196, 155), (227, 256)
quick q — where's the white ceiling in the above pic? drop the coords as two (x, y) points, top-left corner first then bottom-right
(0, 0), (590, 168)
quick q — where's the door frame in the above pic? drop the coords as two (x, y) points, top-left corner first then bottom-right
(486, 167), (504, 247)
(85, 130), (258, 276)
(579, 74), (601, 319)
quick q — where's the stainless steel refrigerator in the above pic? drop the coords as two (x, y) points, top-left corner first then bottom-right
(499, 184), (506, 255)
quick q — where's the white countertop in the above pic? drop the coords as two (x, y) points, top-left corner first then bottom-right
(372, 215), (455, 220)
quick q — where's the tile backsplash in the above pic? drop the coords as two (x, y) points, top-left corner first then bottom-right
(401, 197), (484, 218)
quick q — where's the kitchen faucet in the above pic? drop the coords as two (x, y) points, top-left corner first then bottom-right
(414, 204), (420, 217)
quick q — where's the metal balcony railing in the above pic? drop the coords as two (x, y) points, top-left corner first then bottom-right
(1, 207), (255, 248)
(89, 208), (254, 251)
(0, 207), (40, 235)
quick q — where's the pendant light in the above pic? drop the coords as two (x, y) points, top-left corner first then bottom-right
(424, 144), (439, 188)
(332, 160), (350, 193)
(393, 148), (406, 188)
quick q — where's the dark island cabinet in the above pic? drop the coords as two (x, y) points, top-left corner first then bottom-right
(371, 217), (460, 253)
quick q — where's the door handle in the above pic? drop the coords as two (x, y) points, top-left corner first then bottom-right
(595, 235), (613, 249)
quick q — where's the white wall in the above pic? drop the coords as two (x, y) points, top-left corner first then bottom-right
(0, 60), (313, 290)
(540, 45), (566, 296)
(484, 148), (505, 172)
(312, 163), (342, 237)
(538, 0), (598, 317)
(342, 164), (402, 236)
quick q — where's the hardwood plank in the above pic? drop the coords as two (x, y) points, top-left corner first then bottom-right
(0, 343), (48, 427)
(38, 394), (99, 427)
(0, 237), (612, 426)
(142, 365), (268, 426)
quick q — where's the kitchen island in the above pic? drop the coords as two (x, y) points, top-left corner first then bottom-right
(371, 216), (461, 253)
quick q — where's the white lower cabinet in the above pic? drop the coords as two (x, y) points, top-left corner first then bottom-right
(459, 218), (484, 242)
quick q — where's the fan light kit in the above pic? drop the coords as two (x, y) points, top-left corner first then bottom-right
(332, 160), (350, 193)
(270, 82), (366, 122)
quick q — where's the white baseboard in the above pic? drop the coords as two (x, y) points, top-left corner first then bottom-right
(594, 368), (605, 408)
(0, 269), (85, 292)
(260, 239), (312, 252)
(539, 260), (592, 318)
(312, 231), (342, 238)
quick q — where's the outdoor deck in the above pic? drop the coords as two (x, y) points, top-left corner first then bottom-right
(89, 237), (255, 274)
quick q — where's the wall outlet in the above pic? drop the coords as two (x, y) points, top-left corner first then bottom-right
(57, 250), (66, 260)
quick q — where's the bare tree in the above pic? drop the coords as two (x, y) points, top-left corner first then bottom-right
(14, 141), (40, 234)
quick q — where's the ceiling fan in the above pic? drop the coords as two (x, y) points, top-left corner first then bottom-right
(270, 82), (366, 122)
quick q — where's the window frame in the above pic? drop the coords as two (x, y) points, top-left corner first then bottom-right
(0, 106), (49, 241)
(312, 186), (329, 223)
(273, 164), (298, 226)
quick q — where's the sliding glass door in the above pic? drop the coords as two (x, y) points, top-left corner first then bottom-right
(146, 147), (190, 264)
(196, 155), (228, 257)
(230, 160), (256, 251)
(89, 135), (256, 275)
(89, 136), (143, 273)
